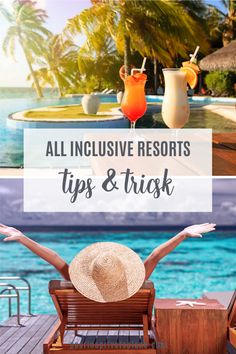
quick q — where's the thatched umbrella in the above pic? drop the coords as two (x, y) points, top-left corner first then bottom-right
(200, 40), (236, 71)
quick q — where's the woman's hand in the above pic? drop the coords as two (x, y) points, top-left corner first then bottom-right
(183, 223), (216, 238)
(0, 224), (25, 242)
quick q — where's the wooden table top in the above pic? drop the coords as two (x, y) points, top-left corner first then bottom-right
(155, 298), (226, 310)
(213, 133), (236, 176)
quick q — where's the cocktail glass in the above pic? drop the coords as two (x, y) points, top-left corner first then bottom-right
(121, 73), (147, 129)
(162, 68), (190, 129)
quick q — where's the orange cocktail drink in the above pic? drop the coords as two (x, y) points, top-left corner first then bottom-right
(121, 72), (147, 129)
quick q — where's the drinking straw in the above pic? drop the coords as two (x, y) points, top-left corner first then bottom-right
(131, 57), (147, 76)
(140, 57), (147, 73)
(190, 46), (200, 62)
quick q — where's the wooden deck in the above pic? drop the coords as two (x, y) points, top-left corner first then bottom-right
(0, 315), (145, 354)
(0, 314), (235, 354)
(213, 133), (236, 176)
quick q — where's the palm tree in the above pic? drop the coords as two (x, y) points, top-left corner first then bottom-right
(223, 0), (236, 46)
(77, 35), (123, 92)
(0, 0), (50, 98)
(207, 0), (236, 47)
(64, 0), (209, 76)
(28, 34), (79, 97)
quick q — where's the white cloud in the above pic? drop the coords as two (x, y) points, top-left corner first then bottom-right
(229, 206), (236, 215)
(221, 202), (234, 209)
(0, 186), (12, 195)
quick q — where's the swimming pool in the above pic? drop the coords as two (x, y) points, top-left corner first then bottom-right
(67, 93), (236, 106)
(1, 96), (236, 167)
(0, 230), (235, 319)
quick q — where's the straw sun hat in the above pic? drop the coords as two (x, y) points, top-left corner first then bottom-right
(69, 242), (145, 303)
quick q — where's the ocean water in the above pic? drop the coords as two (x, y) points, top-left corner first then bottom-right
(0, 230), (235, 321)
(1, 94), (236, 167)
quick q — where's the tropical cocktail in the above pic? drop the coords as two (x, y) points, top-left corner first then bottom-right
(162, 46), (201, 129)
(162, 68), (190, 129)
(119, 59), (147, 129)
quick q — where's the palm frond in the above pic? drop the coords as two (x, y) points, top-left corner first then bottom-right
(2, 26), (18, 58)
(0, 2), (14, 21)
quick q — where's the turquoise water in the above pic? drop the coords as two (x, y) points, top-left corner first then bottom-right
(0, 231), (235, 320)
(1, 95), (236, 167)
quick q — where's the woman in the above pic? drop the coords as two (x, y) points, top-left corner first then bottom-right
(0, 223), (215, 281)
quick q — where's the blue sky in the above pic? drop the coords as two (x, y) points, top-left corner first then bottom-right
(0, 0), (91, 86)
(0, 0), (225, 87)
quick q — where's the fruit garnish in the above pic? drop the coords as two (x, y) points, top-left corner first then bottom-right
(182, 61), (201, 74)
(133, 72), (147, 80)
(119, 65), (126, 81)
(119, 65), (135, 80)
(180, 66), (198, 89)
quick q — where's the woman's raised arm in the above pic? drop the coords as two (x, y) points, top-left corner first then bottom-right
(144, 223), (216, 279)
(0, 224), (70, 280)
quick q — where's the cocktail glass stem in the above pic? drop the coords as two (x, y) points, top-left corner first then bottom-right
(130, 121), (136, 129)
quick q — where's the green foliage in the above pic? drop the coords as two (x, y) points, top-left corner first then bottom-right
(206, 0), (236, 47)
(65, 0), (209, 68)
(205, 71), (236, 96)
(76, 36), (123, 94)
(2, 0), (235, 97)
(27, 34), (80, 96)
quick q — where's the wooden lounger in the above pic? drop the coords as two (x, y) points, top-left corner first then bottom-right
(229, 292), (236, 351)
(44, 280), (157, 354)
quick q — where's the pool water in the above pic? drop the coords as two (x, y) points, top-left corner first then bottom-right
(0, 231), (235, 319)
(0, 97), (85, 167)
(151, 110), (236, 131)
(1, 97), (236, 167)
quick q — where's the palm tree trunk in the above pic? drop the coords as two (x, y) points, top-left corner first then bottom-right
(57, 85), (63, 98)
(26, 56), (43, 98)
(154, 58), (158, 93)
(124, 35), (132, 76)
(54, 70), (63, 97)
(19, 36), (43, 98)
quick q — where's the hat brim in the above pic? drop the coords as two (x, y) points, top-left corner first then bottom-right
(69, 242), (145, 303)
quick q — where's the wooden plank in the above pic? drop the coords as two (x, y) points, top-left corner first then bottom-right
(0, 316), (25, 337)
(118, 330), (130, 344)
(73, 330), (88, 344)
(83, 330), (98, 345)
(0, 316), (32, 348)
(213, 143), (236, 175)
(107, 329), (119, 344)
(30, 318), (58, 354)
(129, 330), (141, 344)
(0, 315), (39, 353)
(17, 315), (57, 354)
(48, 349), (156, 354)
(212, 133), (236, 176)
(0, 314), (154, 353)
(64, 329), (76, 344)
(213, 133), (236, 147)
(95, 330), (108, 344)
